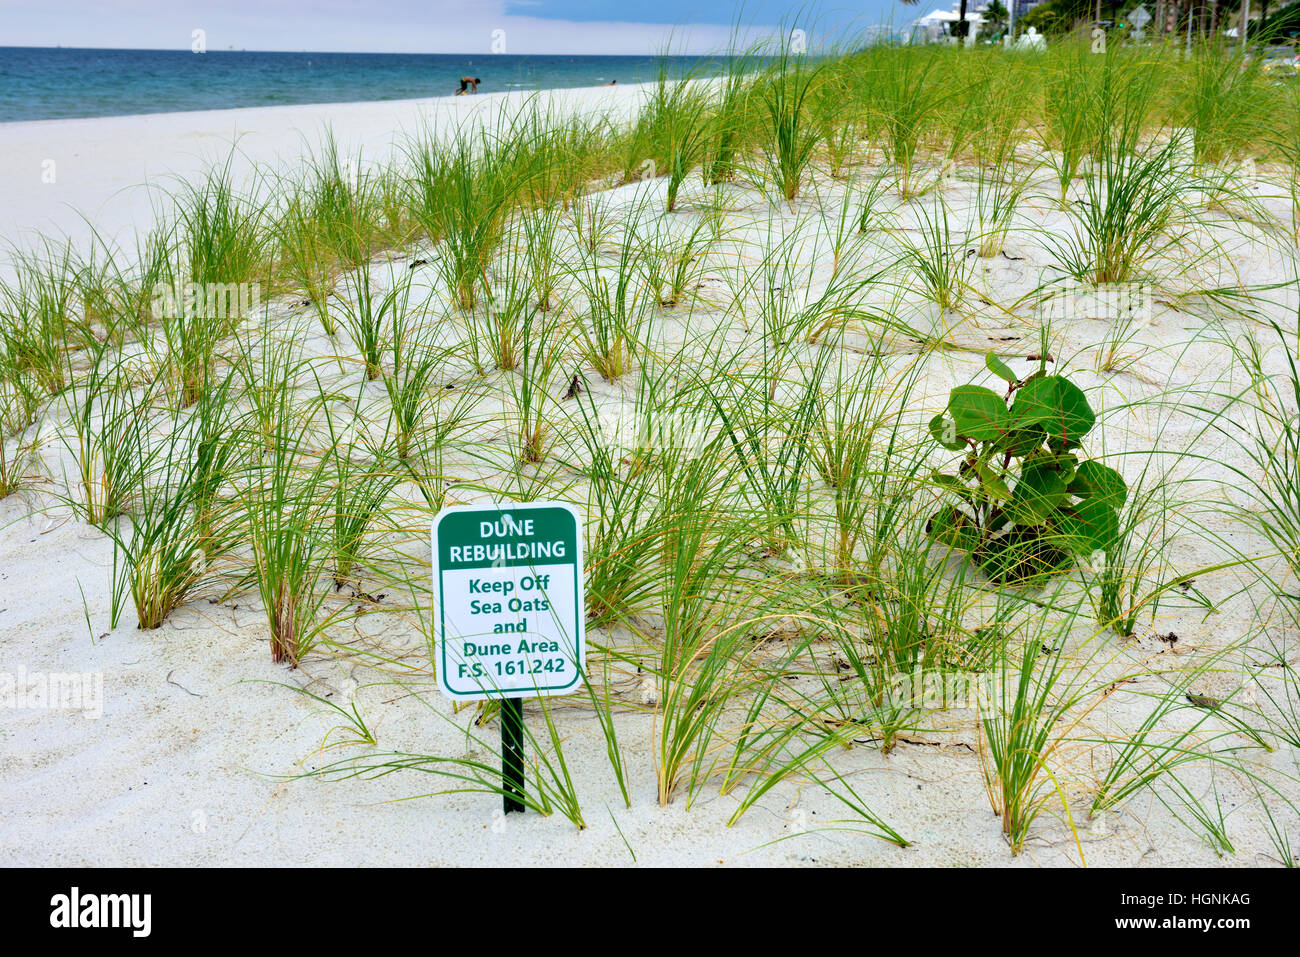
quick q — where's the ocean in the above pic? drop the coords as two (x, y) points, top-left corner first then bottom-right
(0, 47), (737, 124)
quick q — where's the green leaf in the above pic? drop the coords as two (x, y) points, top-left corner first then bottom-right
(925, 506), (979, 554)
(972, 457), (1012, 501)
(1069, 460), (1127, 509)
(973, 526), (1071, 584)
(985, 352), (1018, 384)
(1007, 460), (1068, 524)
(930, 471), (977, 505)
(994, 425), (1047, 457)
(928, 413), (966, 451)
(947, 385), (1009, 442)
(1056, 499), (1119, 556)
(1010, 375), (1095, 447)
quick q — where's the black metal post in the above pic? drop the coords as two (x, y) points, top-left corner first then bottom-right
(502, 698), (525, 813)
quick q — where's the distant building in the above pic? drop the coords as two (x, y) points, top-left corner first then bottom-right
(1010, 0), (1047, 22)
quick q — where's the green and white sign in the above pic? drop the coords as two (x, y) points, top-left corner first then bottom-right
(433, 502), (584, 701)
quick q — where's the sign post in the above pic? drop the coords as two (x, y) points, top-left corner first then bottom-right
(501, 698), (525, 813)
(1127, 5), (1151, 41)
(433, 502), (585, 814)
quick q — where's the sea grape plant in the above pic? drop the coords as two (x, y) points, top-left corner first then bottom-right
(926, 354), (1126, 584)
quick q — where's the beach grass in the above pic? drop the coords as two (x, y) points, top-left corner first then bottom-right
(3, 35), (1300, 862)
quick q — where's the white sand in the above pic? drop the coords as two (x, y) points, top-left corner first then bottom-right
(2, 92), (1298, 867)
(0, 83), (645, 283)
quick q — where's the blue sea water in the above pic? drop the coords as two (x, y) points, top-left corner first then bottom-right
(0, 47), (735, 123)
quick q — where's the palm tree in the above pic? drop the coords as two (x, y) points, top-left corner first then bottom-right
(984, 0), (1010, 33)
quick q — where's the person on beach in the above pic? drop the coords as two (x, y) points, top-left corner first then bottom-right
(456, 76), (480, 95)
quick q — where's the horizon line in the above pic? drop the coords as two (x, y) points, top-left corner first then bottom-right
(0, 44), (764, 56)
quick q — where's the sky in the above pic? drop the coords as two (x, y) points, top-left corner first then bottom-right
(0, 0), (924, 54)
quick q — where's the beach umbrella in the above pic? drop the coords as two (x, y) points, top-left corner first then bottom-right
(902, 0), (973, 44)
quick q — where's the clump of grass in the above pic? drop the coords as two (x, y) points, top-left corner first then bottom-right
(382, 290), (446, 461)
(576, 228), (646, 381)
(641, 68), (712, 212)
(709, 353), (819, 561)
(1267, 83), (1300, 244)
(974, 163), (1027, 258)
(570, 192), (616, 256)
(275, 135), (405, 319)
(0, 243), (83, 397)
(639, 213), (714, 308)
(0, 421), (38, 500)
(1041, 43), (1099, 204)
(189, 371), (241, 559)
(336, 261), (410, 382)
(812, 67), (863, 180)
(508, 307), (564, 465)
(499, 101), (612, 210)
(648, 447), (750, 806)
(855, 166), (897, 237)
(1050, 134), (1198, 286)
(569, 381), (662, 627)
(234, 334), (334, 666)
(476, 291), (527, 374)
(165, 161), (270, 406)
(177, 158), (270, 293)
(519, 203), (565, 312)
(757, 49), (822, 204)
(152, 247), (243, 409)
(0, 359), (42, 440)
(863, 531), (973, 755)
(897, 193), (974, 312)
(703, 49), (757, 187)
(810, 333), (920, 574)
(408, 128), (513, 312)
(69, 237), (129, 349)
(107, 376), (241, 630)
(1087, 474), (1173, 639)
(114, 223), (181, 344)
(58, 345), (149, 526)
(965, 56), (1033, 171)
(1181, 43), (1268, 170)
(979, 596), (1088, 856)
(869, 46), (943, 197)
(278, 170), (342, 287)
(723, 219), (823, 392)
(1229, 325), (1300, 624)
(322, 406), (397, 591)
